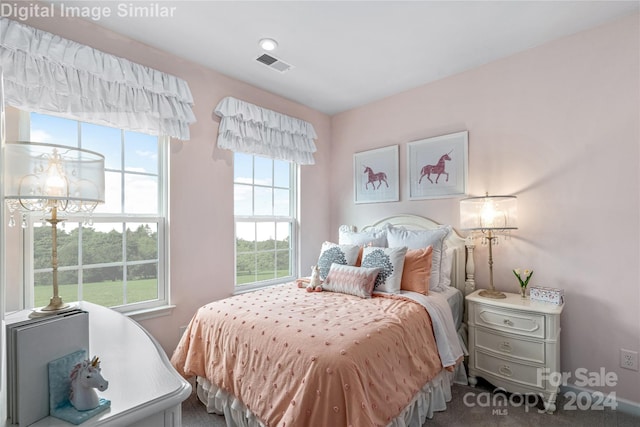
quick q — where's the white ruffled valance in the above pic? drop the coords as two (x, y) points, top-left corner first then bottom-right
(0, 17), (195, 140)
(214, 96), (317, 165)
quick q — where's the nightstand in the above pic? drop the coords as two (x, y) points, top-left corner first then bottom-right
(466, 290), (564, 413)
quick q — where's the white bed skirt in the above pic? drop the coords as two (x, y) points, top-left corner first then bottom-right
(196, 363), (465, 427)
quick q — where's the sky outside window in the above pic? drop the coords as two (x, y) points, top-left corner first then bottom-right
(30, 113), (160, 217)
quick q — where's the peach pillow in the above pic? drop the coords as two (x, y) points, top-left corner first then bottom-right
(323, 264), (381, 298)
(400, 246), (433, 295)
(355, 246), (363, 266)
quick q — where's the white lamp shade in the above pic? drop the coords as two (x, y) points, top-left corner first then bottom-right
(460, 195), (517, 231)
(3, 141), (105, 213)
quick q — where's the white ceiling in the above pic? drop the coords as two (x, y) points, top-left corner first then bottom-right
(59, 1), (639, 115)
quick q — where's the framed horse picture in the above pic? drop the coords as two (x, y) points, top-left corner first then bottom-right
(407, 131), (468, 200)
(353, 145), (399, 204)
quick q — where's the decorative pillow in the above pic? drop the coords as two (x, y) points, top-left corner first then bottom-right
(432, 246), (455, 292)
(385, 224), (451, 293)
(352, 246), (362, 267)
(400, 246), (433, 295)
(361, 246), (408, 294)
(338, 226), (388, 247)
(317, 242), (360, 280)
(323, 264), (381, 298)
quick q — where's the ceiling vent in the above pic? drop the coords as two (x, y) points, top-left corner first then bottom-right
(256, 53), (293, 73)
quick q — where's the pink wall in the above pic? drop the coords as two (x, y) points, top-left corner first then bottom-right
(17, 15), (332, 355)
(331, 14), (640, 404)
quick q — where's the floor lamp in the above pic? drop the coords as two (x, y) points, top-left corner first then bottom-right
(3, 141), (105, 316)
(460, 193), (517, 299)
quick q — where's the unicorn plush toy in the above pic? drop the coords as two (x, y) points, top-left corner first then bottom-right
(307, 265), (322, 292)
(70, 356), (109, 411)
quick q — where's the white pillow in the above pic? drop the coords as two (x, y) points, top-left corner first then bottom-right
(432, 246), (454, 292)
(384, 224), (451, 292)
(338, 226), (387, 247)
(361, 246), (408, 294)
(317, 242), (360, 280)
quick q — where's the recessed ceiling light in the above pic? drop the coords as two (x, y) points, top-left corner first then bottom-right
(259, 38), (278, 51)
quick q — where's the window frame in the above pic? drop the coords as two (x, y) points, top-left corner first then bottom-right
(14, 110), (170, 314)
(233, 153), (298, 292)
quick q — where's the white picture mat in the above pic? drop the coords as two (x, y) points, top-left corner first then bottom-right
(407, 131), (468, 200)
(353, 145), (399, 204)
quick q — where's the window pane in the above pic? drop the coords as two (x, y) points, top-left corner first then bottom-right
(57, 222), (80, 267)
(274, 160), (290, 188)
(275, 222), (290, 249)
(254, 187), (273, 215)
(126, 223), (158, 261)
(30, 113), (78, 147)
(82, 224), (123, 264)
(125, 131), (158, 174)
(35, 271), (78, 307)
(276, 250), (290, 278)
(234, 152), (253, 184)
(33, 223), (53, 271)
(254, 157), (272, 186)
(83, 266), (124, 307)
(256, 222), (276, 246)
(96, 171), (123, 214)
(274, 189), (290, 216)
(124, 174), (158, 214)
(256, 251), (275, 281)
(236, 253), (256, 285)
(234, 184), (253, 216)
(236, 222), (255, 247)
(34, 222), (80, 269)
(82, 122), (122, 169)
(127, 265), (158, 304)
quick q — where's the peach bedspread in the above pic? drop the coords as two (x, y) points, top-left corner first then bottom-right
(171, 284), (444, 427)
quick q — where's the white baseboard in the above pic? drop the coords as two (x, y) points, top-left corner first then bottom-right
(560, 384), (640, 417)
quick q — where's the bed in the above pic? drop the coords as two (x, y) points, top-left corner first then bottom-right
(171, 214), (475, 427)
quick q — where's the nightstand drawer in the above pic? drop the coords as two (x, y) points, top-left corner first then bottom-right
(475, 350), (543, 389)
(474, 306), (545, 338)
(475, 329), (545, 364)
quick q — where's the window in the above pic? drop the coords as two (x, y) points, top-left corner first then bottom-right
(234, 152), (297, 289)
(16, 111), (168, 313)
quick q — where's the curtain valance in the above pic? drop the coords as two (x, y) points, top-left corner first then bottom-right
(214, 96), (317, 165)
(0, 17), (195, 140)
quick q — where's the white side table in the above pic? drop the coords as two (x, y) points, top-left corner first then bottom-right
(466, 290), (564, 413)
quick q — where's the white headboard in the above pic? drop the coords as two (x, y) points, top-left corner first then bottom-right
(355, 214), (475, 296)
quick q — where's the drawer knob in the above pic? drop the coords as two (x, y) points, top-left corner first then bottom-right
(503, 319), (514, 326)
(498, 365), (513, 377)
(499, 341), (512, 353)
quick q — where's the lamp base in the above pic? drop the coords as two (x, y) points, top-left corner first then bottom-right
(479, 289), (507, 299)
(30, 297), (77, 318)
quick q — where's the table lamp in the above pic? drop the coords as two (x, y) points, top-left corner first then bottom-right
(3, 141), (105, 315)
(460, 193), (517, 299)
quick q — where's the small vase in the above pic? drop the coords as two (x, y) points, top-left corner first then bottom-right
(520, 286), (527, 298)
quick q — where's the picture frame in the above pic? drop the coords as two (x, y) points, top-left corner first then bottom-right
(353, 145), (399, 204)
(407, 131), (468, 200)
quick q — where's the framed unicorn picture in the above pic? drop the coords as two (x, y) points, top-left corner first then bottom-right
(353, 145), (399, 204)
(407, 131), (468, 200)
